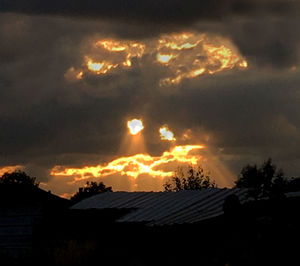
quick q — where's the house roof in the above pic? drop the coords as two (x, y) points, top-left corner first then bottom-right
(71, 188), (247, 226)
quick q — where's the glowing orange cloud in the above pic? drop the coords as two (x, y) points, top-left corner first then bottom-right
(86, 58), (118, 74)
(239, 60), (248, 68)
(127, 119), (144, 135)
(159, 126), (176, 141)
(66, 32), (248, 86)
(85, 39), (145, 74)
(0, 165), (23, 176)
(76, 71), (84, 80)
(157, 33), (201, 50)
(156, 53), (175, 64)
(50, 145), (204, 181)
(97, 40), (127, 52)
(157, 33), (248, 86)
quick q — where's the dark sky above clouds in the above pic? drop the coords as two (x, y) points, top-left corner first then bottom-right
(0, 0), (300, 196)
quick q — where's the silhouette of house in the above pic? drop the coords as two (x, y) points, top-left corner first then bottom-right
(0, 185), (70, 257)
(33, 188), (246, 266)
(65, 189), (300, 266)
(31, 188), (300, 266)
(71, 188), (247, 225)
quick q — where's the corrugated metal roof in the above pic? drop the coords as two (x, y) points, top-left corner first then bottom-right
(71, 188), (247, 225)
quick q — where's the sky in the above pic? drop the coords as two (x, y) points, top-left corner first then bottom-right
(1, 0), (300, 198)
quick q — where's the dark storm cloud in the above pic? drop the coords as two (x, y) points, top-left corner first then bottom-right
(0, 13), (140, 179)
(142, 69), (300, 176)
(1, 0), (300, 68)
(1, 0), (299, 24)
(223, 18), (300, 68)
(1, 7), (300, 194)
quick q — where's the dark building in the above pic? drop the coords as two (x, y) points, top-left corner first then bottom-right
(2, 187), (300, 266)
(0, 185), (70, 260)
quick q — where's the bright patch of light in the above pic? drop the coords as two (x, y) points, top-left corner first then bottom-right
(86, 39), (145, 73)
(156, 53), (174, 64)
(67, 32), (248, 86)
(50, 145), (204, 180)
(239, 60), (248, 68)
(127, 119), (144, 135)
(76, 71), (84, 80)
(157, 33), (248, 86)
(159, 126), (176, 141)
(86, 58), (118, 74)
(0, 165), (23, 176)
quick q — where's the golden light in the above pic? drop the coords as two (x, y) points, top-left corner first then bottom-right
(50, 145), (204, 181)
(86, 58), (118, 74)
(76, 71), (84, 80)
(0, 165), (23, 176)
(156, 53), (174, 64)
(156, 32), (248, 86)
(96, 40), (127, 52)
(203, 44), (241, 74)
(93, 39), (145, 71)
(127, 119), (144, 135)
(87, 60), (104, 72)
(67, 32), (248, 85)
(159, 126), (176, 141)
(158, 33), (201, 50)
(159, 67), (206, 86)
(123, 59), (132, 67)
(191, 68), (206, 77)
(239, 60), (248, 68)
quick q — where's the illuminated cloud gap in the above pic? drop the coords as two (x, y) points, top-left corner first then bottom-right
(159, 126), (176, 141)
(50, 145), (204, 181)
(127, 119), (144, 135)
(65, 32), (248, 86)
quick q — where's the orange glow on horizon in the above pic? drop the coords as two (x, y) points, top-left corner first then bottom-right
(50, 145), (204, 181)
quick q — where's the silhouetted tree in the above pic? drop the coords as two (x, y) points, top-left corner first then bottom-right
(164, 165), (216, 191)
(0, 170), (39, 187)
(71, 181), (112, 203)
(235, 158), (287, 200)
(284, 177), (300, 192)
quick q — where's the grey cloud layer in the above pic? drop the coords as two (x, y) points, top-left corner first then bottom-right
(1, 0), (299, 24)
(0, 11), (300, 188)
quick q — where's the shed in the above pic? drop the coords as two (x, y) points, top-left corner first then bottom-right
(71, 188), (247, 225)
(0, 185), (70, 257)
